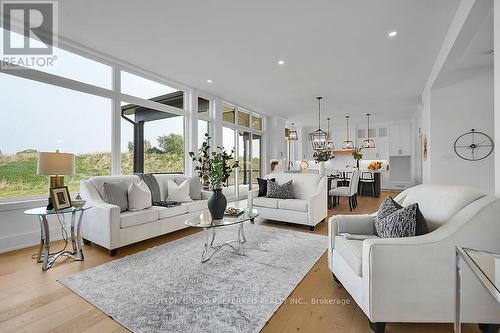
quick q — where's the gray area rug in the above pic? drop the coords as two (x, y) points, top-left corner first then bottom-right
(60, 224), (327, 333)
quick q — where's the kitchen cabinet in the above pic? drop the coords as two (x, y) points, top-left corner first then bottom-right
(389, 123), (411, 156)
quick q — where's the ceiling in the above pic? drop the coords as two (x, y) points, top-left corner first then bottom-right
(58, 0), (460, 126)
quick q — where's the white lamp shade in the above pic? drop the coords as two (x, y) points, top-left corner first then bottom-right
(37, 152), (76, 176)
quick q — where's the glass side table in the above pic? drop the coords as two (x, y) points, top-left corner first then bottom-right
(24, 206), (92, 271)
(455, 247), (500, 333)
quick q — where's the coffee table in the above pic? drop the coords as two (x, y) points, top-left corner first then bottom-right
(185, 208), (259, 263)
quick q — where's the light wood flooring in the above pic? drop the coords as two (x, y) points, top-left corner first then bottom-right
(0, 192), (482, 333)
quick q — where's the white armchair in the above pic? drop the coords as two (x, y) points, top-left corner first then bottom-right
(328, 184), (500, 332)
(248, 172), (327, 230)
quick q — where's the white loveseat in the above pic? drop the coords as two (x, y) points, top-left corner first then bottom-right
(80, 174), (209, 255)
(248, 172), (327, 230)
(328, 184), (500, 332)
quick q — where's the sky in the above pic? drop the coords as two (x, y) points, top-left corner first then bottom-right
(0, 28), (184, 155)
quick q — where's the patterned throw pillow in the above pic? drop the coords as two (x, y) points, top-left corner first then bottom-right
(375, 196), (425, 238)
(266, 180), (295, 199)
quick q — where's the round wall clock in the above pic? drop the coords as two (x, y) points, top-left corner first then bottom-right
(453, 129), (494, 161)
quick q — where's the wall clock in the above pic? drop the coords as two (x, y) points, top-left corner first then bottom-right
(453, 129), (494, 161)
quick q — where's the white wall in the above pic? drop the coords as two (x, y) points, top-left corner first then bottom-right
(495, 0), (500, 196)
(429, 68), (494, 193)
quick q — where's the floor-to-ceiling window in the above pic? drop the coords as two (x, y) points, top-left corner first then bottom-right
(222, 126), (236, 198)
(238, 131), (251, 196)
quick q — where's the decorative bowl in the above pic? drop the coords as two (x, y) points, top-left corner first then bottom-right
(72, 200), (86, 209)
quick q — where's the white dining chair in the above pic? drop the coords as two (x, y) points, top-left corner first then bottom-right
(329, 170), (360, 211)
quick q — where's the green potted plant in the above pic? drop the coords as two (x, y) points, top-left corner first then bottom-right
(352, 147), (363, 168)
(189, 133), (239, 220)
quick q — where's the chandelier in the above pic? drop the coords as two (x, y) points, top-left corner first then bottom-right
(288, 122), (298, 141)
(309, 97), (328, 151)
(361, 113), (376, 148)
(342, 115), (354, 149)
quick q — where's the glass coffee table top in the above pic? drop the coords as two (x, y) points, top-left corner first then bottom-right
(461, 247), (500, 303)
(24, 206), (92, 216)
(185, 208), (259, 228)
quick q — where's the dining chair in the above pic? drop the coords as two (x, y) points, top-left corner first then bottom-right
(329, 170), (360, 211)
(359, 171), (375, 197)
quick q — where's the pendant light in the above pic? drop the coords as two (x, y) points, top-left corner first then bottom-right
(342, 115), (354, 149)
(288, 122), (298, 141)
(309, 97), (328, 151)
(362, 113), (376, 148)
(325, 117), (335, 151)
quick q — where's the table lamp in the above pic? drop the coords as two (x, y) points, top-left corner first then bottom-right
(37, 151), (75, 209)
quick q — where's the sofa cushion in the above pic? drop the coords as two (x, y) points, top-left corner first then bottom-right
(335, 236), (363, 276)
(183, 199), (208, 213)
(175, 176), (202, 200)
(253, 197), (279, 209)
(127, 181), (152, 211)
(401, 184), (485, 231)
(102, 182), (129, 212)
(120, 208), (159, 229)
(167, 179), (192, 202)
(156, 204), (188, 219)
(271, 173), (321, 199)
(91, 175), (139, 198)
(278, 199), (308, 212)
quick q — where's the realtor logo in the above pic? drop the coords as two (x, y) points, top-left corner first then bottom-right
(1, 1), (58, 68)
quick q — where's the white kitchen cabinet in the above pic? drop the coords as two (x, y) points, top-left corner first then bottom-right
(389, 123), (411, 156)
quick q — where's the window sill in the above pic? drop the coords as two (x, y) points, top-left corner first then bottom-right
(0, 196), (48, 212)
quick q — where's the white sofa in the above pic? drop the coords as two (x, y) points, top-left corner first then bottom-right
(80, 174), (209, 255)
(328, 184), (500, 332)
(248, 172), (327, 230)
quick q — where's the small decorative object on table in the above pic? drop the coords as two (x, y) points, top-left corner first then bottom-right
(50, 186), (72, 211)
(72, 193), (86, 208)
(189, 133), (239, 220)
(225, 207), (244, 217)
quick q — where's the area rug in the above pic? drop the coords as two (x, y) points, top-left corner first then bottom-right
(59, 224), (327, 333)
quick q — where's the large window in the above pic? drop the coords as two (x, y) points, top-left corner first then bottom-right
(121, 104), (184, 174)
(252, 134), (262, 185)
(238, 131), (251, 195)
(197, 119), (210, 150)
(223, 104), (236, 124)
(222, 127), (236, 197)
(121, 71), (184, 110)
(0, 73), (111, 198)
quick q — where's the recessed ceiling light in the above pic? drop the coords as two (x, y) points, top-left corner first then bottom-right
(207, 79), (212, 83)
(388, 31), (398, 37)
(278, 60), (285, 65)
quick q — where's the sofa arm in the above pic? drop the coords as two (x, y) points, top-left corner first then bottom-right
(80, 180), (121, 249)
(307, 176), (327, 225)
(247, 189), (259, 210)
(201, 190), (211, 200)
(328, 214), (375, 251)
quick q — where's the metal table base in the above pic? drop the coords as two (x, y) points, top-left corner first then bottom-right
(201, 222), (247, 263)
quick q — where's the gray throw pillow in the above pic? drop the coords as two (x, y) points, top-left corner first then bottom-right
(266, 180), (295, 199)
(375, 196), (419, 238)
(175, 177), (202, 200)
(102, 181), (128, 212)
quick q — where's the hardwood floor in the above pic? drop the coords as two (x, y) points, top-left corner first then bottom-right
(0, 192), (481, 333)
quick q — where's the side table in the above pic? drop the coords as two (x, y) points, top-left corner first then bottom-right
(24, 206), (92, 271)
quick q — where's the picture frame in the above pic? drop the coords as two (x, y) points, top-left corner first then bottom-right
(50, 186), (72, 211)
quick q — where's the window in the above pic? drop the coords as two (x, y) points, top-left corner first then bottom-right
(121, 71), (184, 110)
(238, 131), (251, 196)
(0, 73), (111, 198)
(223, 104), (236, 124)
(198, 97), (210, 116)
(252, 114), (263, 131)
(121, 103), (184, 174)
(238, 110), (250, 127)
(251, 134), (262, 185)
(197, 119), (210, 150)
(0, 28), (112, 89)
(222, 127), (236, 197)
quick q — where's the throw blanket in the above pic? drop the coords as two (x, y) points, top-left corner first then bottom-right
(136, 173), (161, 203)
(153, 200), (181, 208)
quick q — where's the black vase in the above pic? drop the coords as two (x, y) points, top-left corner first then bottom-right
(207, 188), (227, 220)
